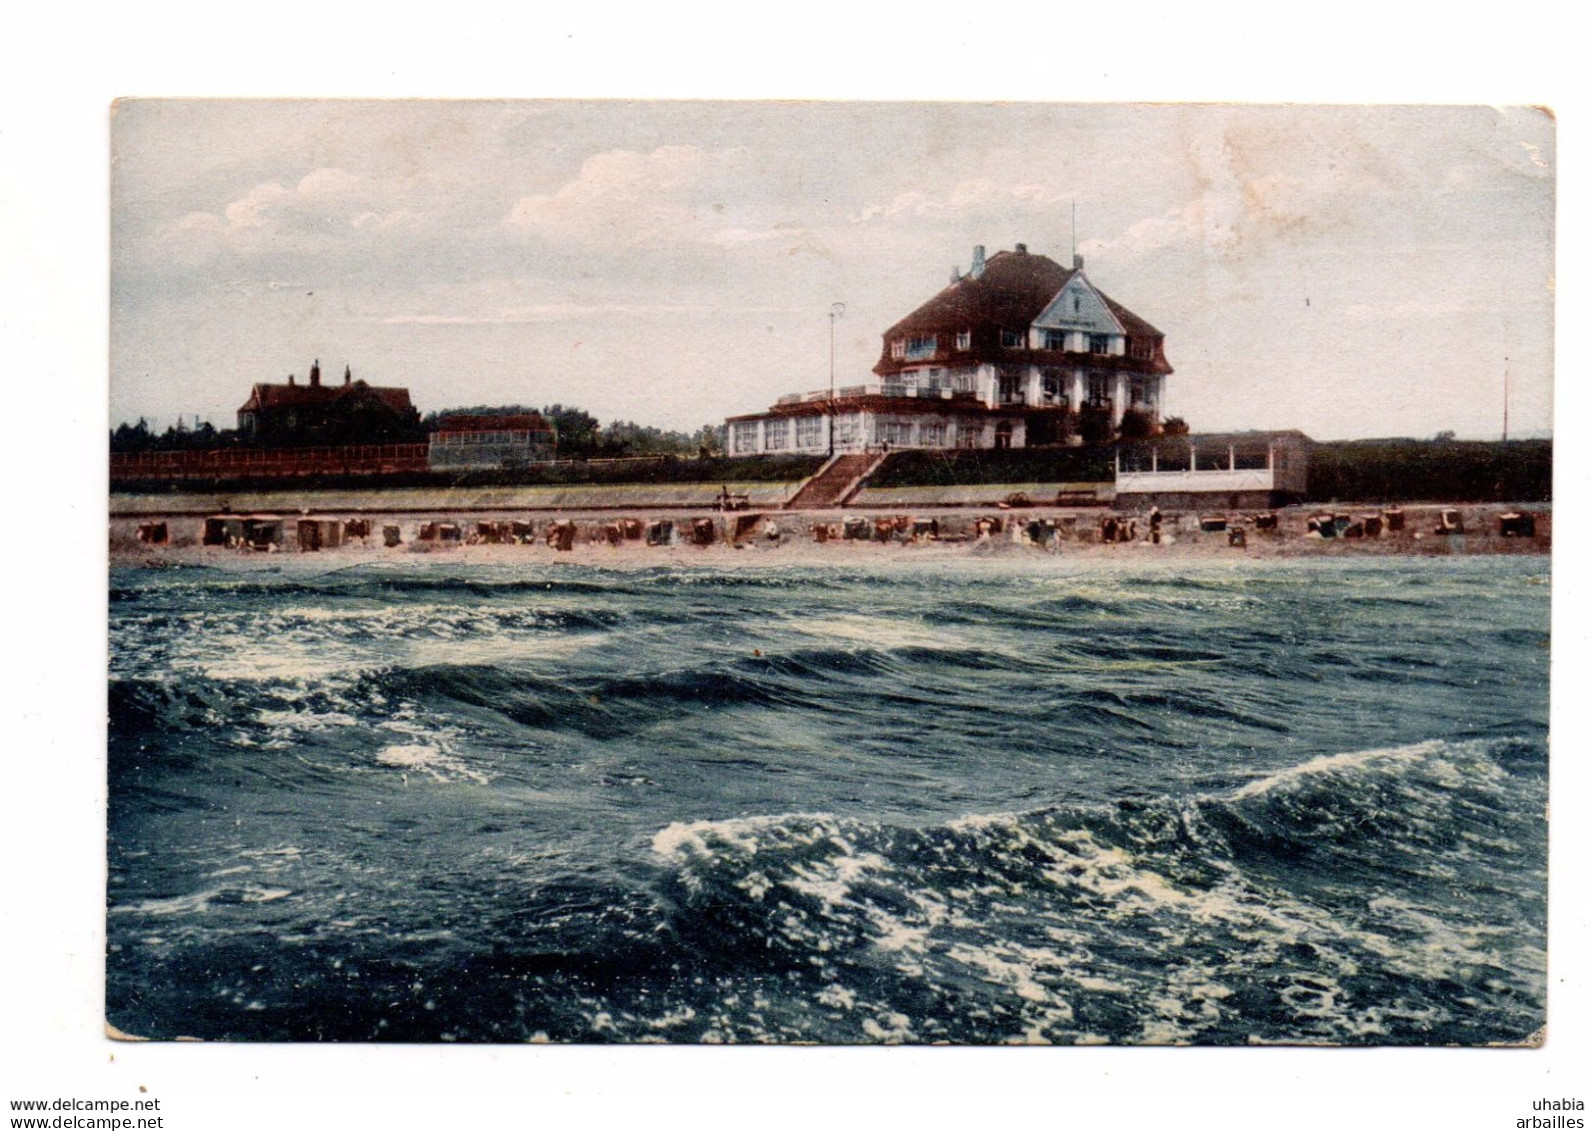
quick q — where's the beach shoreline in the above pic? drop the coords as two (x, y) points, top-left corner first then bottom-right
(110, 501), (1551, 567)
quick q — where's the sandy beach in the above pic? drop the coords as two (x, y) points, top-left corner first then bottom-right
(110, 501), (1550, 567)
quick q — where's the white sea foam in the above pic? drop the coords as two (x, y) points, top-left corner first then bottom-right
(1230, 739), (1451, 800)
(374, 744), (489, 784)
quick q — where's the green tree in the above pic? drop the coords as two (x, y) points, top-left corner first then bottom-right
(1117, 408), (1157, 441)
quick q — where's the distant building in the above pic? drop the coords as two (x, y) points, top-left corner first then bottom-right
(1114, 431), (1311, 511)
(237, 361), (421, 447)
(725, 243), (1172, 456)
(428, 412), (556, 470)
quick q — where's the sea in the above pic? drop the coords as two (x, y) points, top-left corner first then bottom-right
(106, 553), (1550, 1045)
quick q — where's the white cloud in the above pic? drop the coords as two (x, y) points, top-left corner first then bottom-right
(503, 145), (796, 251)
(374, 301), (805, 324)
(161, 167), (425, 259)
(848, 179), (1070, 225)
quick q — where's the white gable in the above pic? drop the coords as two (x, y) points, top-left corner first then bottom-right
(1032, 274), (1124, 334)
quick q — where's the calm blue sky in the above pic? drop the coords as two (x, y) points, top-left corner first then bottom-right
(112, 101), (1554, 440)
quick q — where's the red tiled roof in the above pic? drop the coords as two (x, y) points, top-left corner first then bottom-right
(238, 380), (414, 415)
(433, 413), (551, 434)
(874, 249), (1170, 377)
(883, 250), (1077, 341)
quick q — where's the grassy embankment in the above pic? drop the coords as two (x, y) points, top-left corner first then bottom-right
(866, 447), (1115, 489)
(867, 439), (1552, 504)
(109, 439), (1553, 506)
(110, 454), (827, 496)
(1304, 439), (1551, 503)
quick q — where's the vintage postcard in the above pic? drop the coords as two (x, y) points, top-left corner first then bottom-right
(107, 101), (1552, 1045)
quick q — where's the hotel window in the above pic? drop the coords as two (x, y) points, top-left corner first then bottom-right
(906, 335), (938, 361)
(837, 414), (861, 445)
(1041, 371), (1068, 406)
(921, 422), (947, 447)
(890, 340), (906, 360)
(764, 418), (789, 451)
(1129, 379), (1152, 408)
(1087, 373), (1113, 408)
(1001, 329), (1024, 349)
(795, 416), (823, 448)
(951, 371), (974, 393)
(997, 368), (1026, 405)
(1044, 329), (1070, 351)
(881, 421), (914, 446)
(955, 330), (971, 351)
(1130, 340), (1154, 361)
(732, 421), (759, 453)
(1089, 333), (1110, 355)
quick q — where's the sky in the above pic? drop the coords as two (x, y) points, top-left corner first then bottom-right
(111, 101), (1555, 440)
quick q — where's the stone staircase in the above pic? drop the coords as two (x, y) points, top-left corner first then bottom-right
(784, 452), (885, 510)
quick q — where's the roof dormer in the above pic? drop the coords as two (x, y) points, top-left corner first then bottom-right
(1032, 273), (1125, 336)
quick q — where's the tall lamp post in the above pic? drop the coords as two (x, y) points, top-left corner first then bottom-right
(828, 302), (845, 455)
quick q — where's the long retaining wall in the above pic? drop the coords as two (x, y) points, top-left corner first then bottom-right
(850, 481), (1113, 508)
(110, 481), (806, 517)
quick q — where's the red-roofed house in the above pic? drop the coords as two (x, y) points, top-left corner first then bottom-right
(237, 361), (422, 446)
(428, 412), (556, 469)
(725, 244), (1172, 456)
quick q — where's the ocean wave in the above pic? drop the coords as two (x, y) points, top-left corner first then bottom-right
(646, 737), (1545, 1044)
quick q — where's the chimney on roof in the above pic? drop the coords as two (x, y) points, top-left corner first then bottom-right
(344, 364), (352, 386)
(1015, 243), (1028, 254)
(1073, 253), (1084, 270)
(288, 373), (296, 386)
(971, 245), (986, 278)
(310, 359), (321, 388)
(950, 265), (961, 285)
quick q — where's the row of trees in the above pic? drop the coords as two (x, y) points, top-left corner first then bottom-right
(418, 404), (726, 459)
(110, 418), (231, 453)
(111, 407), (730, 459)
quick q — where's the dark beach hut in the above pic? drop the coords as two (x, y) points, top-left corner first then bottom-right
(242, 515), (283, 551)
(1499, 511), (1536, 537)
(296, 517), (343, 552)
(689, 517), (718, 546)
(202, 514), (246, 547)
(547, 520), (577, 552)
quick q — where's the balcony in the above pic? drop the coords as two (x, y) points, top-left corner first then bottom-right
(786, 385), (975, 403)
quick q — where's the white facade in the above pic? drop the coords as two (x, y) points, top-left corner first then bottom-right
(726, 256), (1168, 457)
(725, 391), (1027, 457)
(1114, 434), (1310, 500)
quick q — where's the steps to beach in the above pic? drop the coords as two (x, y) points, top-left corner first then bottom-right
(784, 452), (886, 510)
